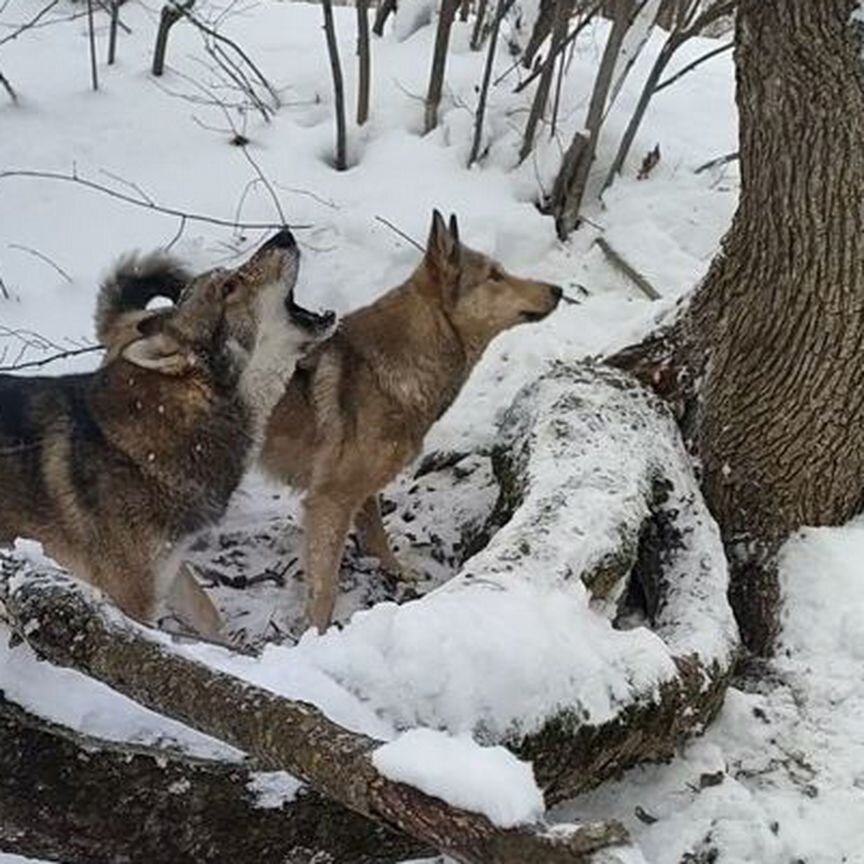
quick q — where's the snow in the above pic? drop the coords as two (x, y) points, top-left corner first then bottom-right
(247, 770), (303, 808)
(372, 728), (544, 828)
(3, 2), (858, 863)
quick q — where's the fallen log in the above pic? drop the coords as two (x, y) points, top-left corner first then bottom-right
(0, 555), (628, 864)
(0, 693), (423, 864)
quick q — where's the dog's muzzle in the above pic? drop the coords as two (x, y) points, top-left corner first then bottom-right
(261, 227), (297, 251)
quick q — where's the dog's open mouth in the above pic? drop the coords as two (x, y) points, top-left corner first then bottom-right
(286, 291), (336, 336)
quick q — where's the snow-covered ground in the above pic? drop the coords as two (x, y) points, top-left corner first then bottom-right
(2, 1), (861, 862)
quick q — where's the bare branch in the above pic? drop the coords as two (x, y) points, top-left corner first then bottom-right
(469, 0), (516, 165)
(236, 145), (286, 223)
(0, 66), (16, 103)
(0, 344), (102, 372)
(7, 243), (73, 283)
(653, 39), (732, 93)
(0, 169), (312, 231)
(596, 236), (660, 300)
(513, 1), (600, 95)
(374, 215), (424, 251)
(694, 150), (738, 174)
(0, 0), (63, 49)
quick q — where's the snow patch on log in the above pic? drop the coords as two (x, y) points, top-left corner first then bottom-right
(276, 362), (737, 742)
(372, 728), (544, 828)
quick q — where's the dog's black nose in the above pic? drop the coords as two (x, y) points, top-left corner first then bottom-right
(550, 285), (563, 303)
(263, 228), (296, 250)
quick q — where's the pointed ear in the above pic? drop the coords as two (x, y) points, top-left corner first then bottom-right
(425, 209), (461, 277)
(448, 213), (460, 246)
(122, 332), (193, 375)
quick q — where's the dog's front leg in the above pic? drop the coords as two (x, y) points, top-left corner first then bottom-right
(304, 488), (356, 633)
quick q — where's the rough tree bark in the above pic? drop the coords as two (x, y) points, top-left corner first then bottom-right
(0, 695), (425, 864)
(612, 0), (864, 654)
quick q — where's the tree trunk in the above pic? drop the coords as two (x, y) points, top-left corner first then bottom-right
(469, 0), (515, 165)
(550, 0), (632, 237)
(107, 0), (119, 65)
(373, 0), (397, 36)
(424, 0), (460, 133)
(322, 0), (348, 169)
(357, 0), (372, 125)
(519, 0), (571, 162)
(152, 0), (193, 77)
(612, 0), (864, 654)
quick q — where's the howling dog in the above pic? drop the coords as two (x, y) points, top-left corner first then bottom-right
(96, 211), (561, 632)
(0, 229), (335, 635)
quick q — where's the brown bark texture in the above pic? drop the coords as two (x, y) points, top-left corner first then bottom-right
(686, 0), (864, 652)
(0, 558), (629, 864)
(0, 694), (424, 864)
(612, 0), (864, 654)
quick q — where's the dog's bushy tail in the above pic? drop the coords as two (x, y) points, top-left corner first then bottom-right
(95, 252), (191, 347)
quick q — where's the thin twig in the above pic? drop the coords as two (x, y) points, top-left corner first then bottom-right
(513, 0), (601, 94)
(177, 4), (280, 106)
(237, 145), (285, 223)
(0, 0), (63, 49)
(0, 66), (17, 103)
(694, 150), (739, 174)
(653, 40), (732, 94)
(0, 170), (312, 231)
(0, 345), (103, 372)
(163, 216), (188, 251)
(374, 216), (424, 251)
(8, 244), (73, 283)
(596, 236), (660, 300)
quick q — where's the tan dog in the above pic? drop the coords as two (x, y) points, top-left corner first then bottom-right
(0, 229), (335, 634)
(94, 212), (561, 633)
(260, 212), (561, 630)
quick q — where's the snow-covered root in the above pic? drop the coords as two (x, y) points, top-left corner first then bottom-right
(287, 361), (740, 802)
(0, 360), (738, 861)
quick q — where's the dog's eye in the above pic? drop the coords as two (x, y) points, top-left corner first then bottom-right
(489, 268), (504, 282)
